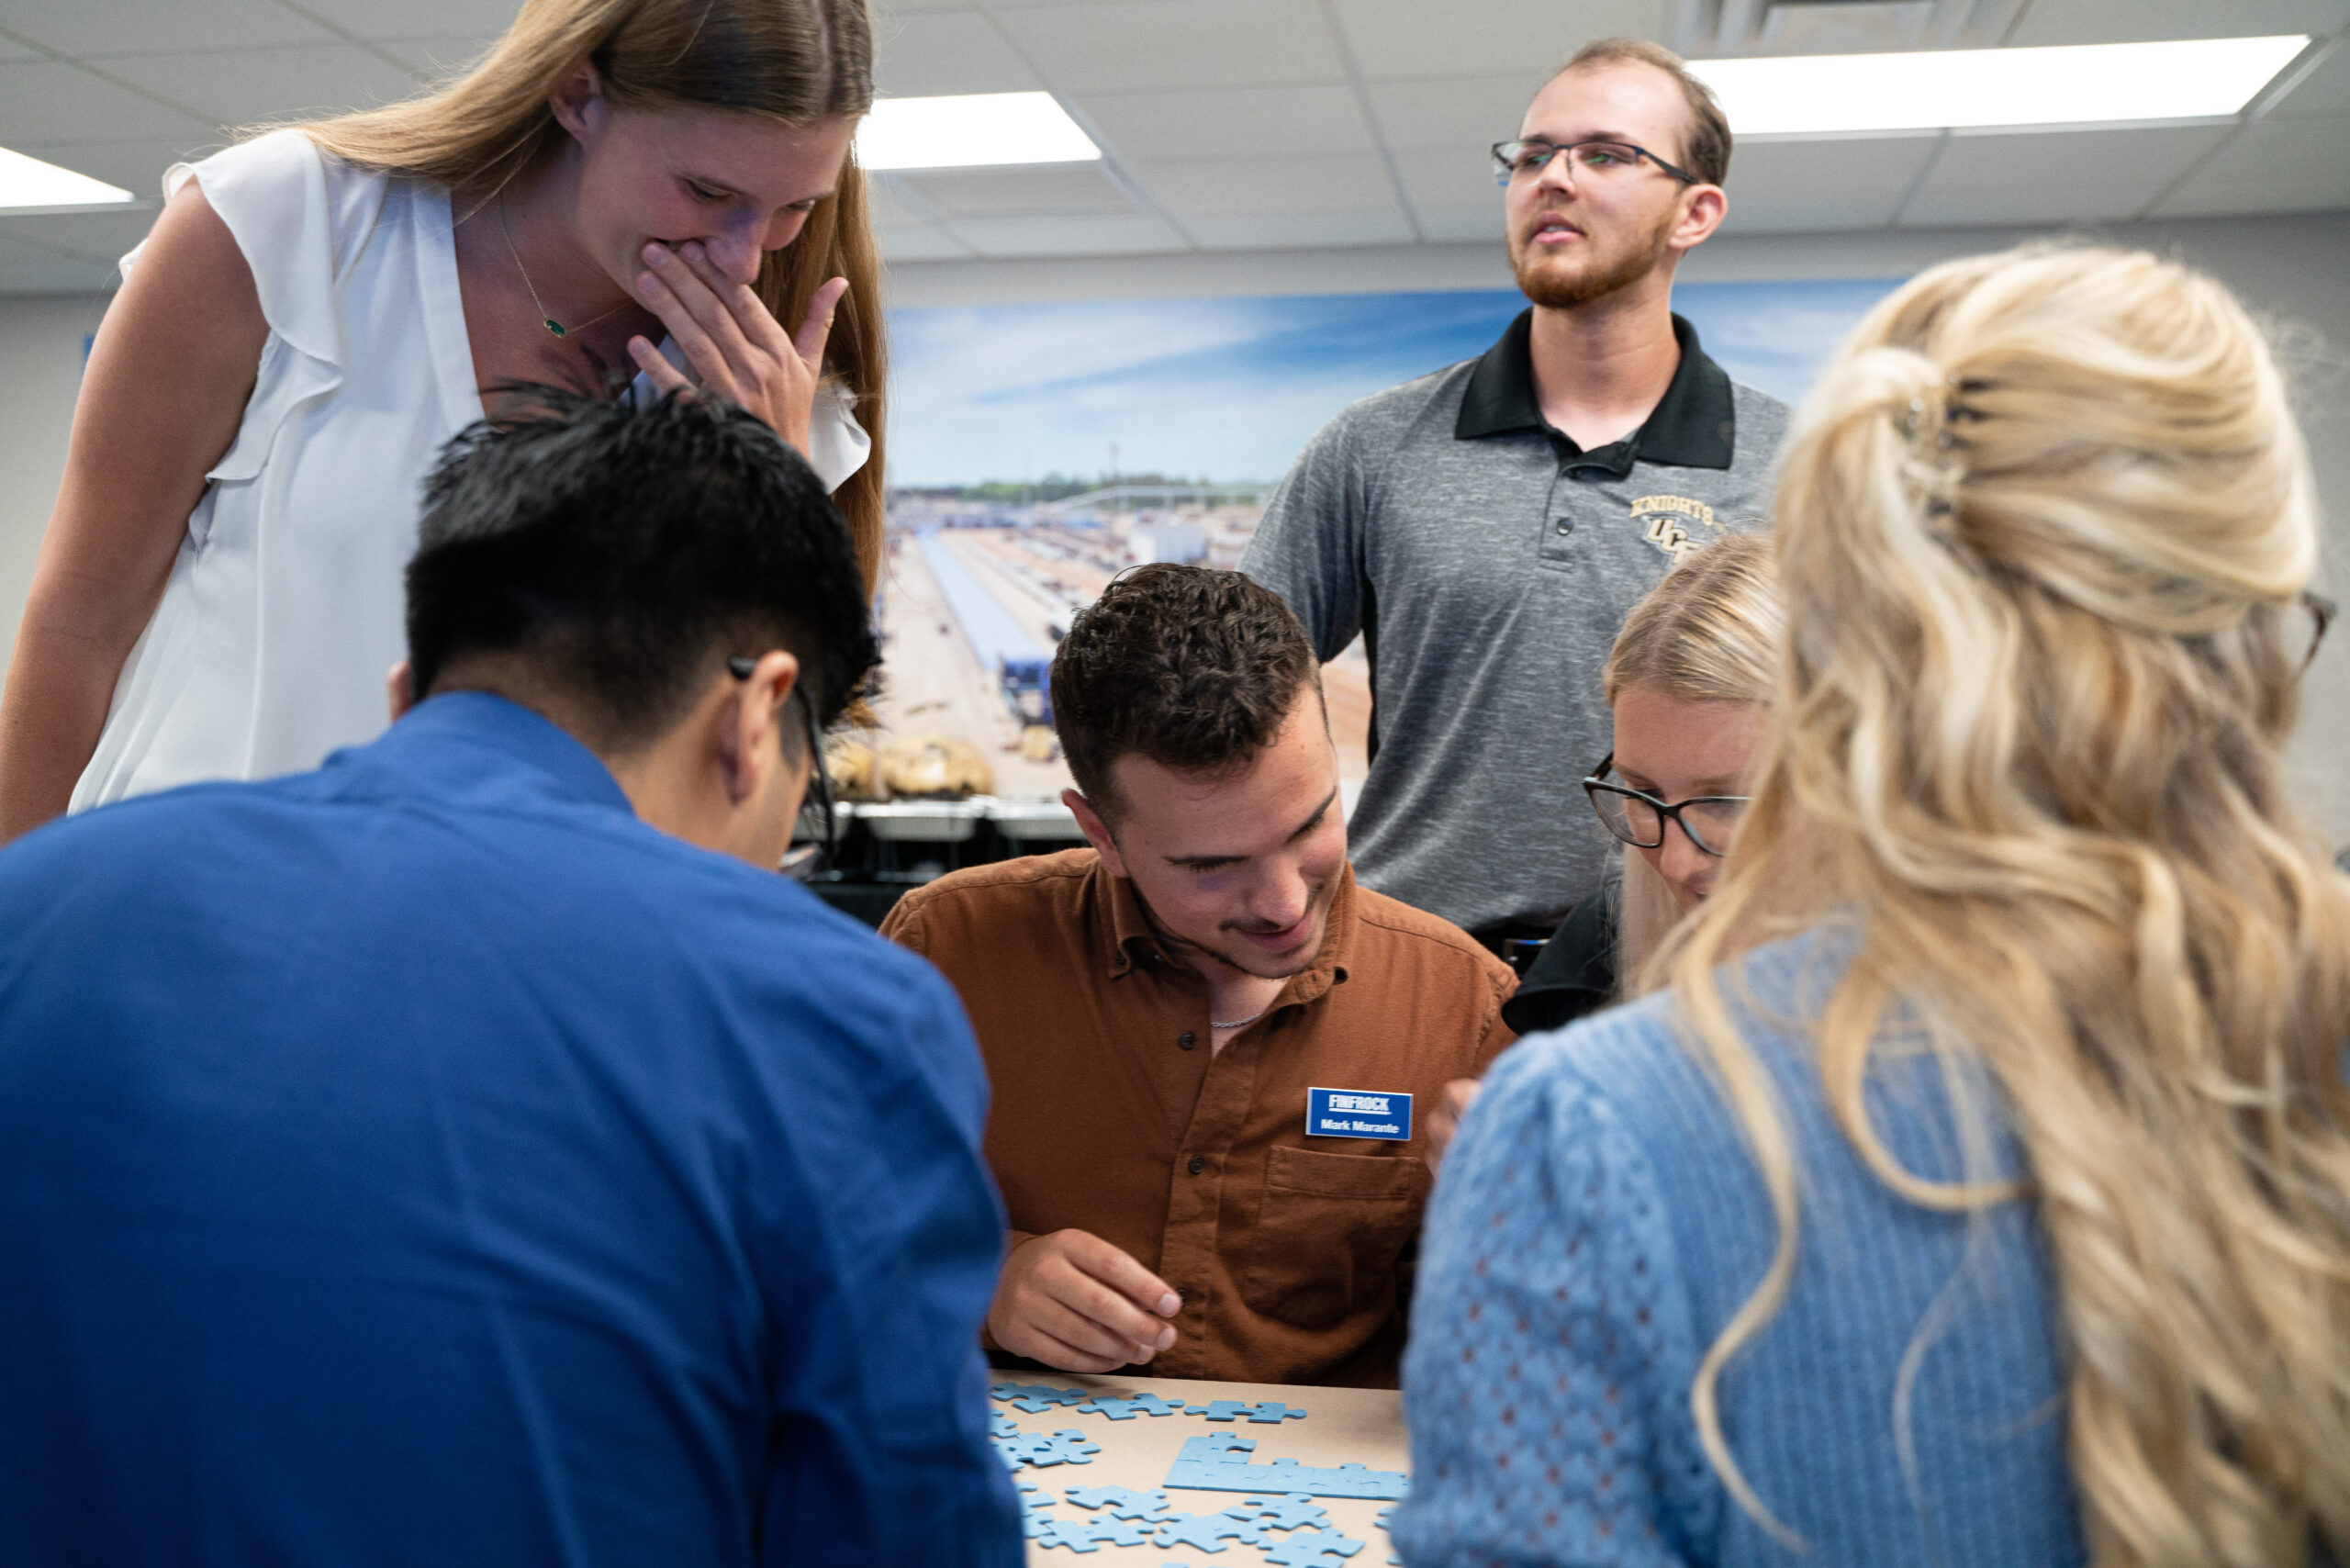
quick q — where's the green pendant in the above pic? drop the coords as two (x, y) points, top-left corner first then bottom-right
(543, 318), (566, 338)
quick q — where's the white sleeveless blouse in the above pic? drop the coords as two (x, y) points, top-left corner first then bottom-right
(73, 129), (870, 812)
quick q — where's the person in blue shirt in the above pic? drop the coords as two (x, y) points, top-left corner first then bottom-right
(1398, 245), (2350, 1566)
(0, 389), (1022, 1566)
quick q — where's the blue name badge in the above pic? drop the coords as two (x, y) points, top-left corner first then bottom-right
(1306, 1087), (1413, 1142)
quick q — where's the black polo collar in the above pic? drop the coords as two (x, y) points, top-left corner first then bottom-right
(1454, 308), (1736, 472)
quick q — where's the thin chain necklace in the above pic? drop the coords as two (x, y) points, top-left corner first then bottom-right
(1211, 1008), (1266, 1030)
(499, 196), (627, 340)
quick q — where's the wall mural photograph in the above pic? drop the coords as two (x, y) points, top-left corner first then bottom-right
(849, 276), (1899, 821)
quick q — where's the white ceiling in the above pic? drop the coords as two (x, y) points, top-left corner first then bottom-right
(0, 0), (2344, 290)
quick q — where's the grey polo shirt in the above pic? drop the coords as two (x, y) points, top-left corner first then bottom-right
(1241, 309), (1790, 936)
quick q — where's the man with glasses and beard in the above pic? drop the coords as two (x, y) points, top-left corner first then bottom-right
(0, 391), (1020, 1566)
(881, 566), (1516, 1387)
(1241, 37), (1790, 957)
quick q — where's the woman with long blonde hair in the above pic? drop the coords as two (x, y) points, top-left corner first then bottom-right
(0, 0), (887, 841)
(1398, 243), (2350, 1568)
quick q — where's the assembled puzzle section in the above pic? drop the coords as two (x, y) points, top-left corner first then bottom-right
(1163, 1434), (1408, 1501)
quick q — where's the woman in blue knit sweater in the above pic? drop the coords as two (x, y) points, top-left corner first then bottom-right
(1398, 244), (2350, 1568)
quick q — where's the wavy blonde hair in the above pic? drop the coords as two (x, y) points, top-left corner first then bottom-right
(1666, 243), (2350, 1566)
(274, 0), (887, 590)
(1601, 532), (1780, 981)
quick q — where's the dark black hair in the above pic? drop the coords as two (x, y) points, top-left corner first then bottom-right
(405, 388), (878, 748)
(1050, 564), (1321, 819)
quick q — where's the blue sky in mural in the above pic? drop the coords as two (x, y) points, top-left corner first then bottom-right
(885, 276), (1903, 487)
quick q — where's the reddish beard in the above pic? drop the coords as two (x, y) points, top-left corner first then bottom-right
(1513, 205), (1678, 309)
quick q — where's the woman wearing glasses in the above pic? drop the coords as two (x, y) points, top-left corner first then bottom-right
(1398, 244), (2350, 1568)
(1502, 533), (1778, 1035)
(0, 0), (887, 845)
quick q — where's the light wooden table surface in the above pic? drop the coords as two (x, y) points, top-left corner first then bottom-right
(997, 1372), (1407, 1564)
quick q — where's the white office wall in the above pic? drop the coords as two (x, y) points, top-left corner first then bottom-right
(2, 212), (2344, 838)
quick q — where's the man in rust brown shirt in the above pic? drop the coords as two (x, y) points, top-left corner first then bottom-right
(881, 566), (1515, 1388)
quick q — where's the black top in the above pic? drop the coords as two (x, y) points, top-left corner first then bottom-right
(1454, 310), (1738, 480)
(1501, 878), (1619, 1036)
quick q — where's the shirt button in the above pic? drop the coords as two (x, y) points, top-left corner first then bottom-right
(1554, 518), (1572, 535)
(1187, 1155), (1205, 1175)
(1178, 1031), (1197, 1050)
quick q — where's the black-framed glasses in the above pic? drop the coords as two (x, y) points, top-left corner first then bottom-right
(729, 656), (837, 879)
(1582, 752), (1748, 858)
(1491, 138), (1699, 188)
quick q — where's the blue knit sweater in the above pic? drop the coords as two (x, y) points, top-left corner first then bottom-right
(1394, 931), (2087, 1566)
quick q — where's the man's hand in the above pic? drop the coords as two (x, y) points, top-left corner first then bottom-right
(990, 1229), (1181, 1373)
(1425, 1078), (1483, 1171)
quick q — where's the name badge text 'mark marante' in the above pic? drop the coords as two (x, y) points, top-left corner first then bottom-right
(1306, 1086), (1413, 1142)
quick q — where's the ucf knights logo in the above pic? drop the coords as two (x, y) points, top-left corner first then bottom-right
(1630, 493), (1721, 563)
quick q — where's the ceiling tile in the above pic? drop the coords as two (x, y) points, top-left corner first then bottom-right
(98, 45), (423, 129)
(6, 138), (224, 196)
(0, 0), (335, 57)
(878, 227), (976, 261)
(2149, 116), (2350, 216)
(0, 62), (213, 146)
(1331, 0), (1668, 82)
(900, 164), (1137, 216)
(2270, 39), (2350, 117)
(1182, 208), (1414, 249)
(993, 0), (1345, 94)
(1390, 148), (1499, 223)
(866, 178), (938, 229)
(0, 206), (156, 263)
(1363, 73), (1543, 153)
(277, 0), (515, 43)
(1899, 123), (2230, 227)
(1132, 152), (1394, 217)
(1071, 84), (1371, 162)
(946, 210), (1189, 257)
(0, 230), (118, 293)
(1714, 133), (1942, 234)
(374, 34), (500, 74)
(873, 9), (1039, 95)
(2005, 0), (2350, 46)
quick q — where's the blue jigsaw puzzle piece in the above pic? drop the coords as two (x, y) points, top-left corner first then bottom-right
(990, 1381), (1094, 1414)
(990, 1412), (1022, 1439)
(1187, 1399), (1309, 1424)
(1037, 1517), (1153, 1552)
(1261, 1529), (1367, 1568)
(1153, 1511), (1267, 1553)
(1224, 1492), (1327, 1531)
(1079, 1391), (1188, 1420)
(1000, 1428), (1102, 1471)
(1016, 1483), (1058, 1539)
(1064, 1484), (1175, 1521)
(1162, 1434), (1408, 1501)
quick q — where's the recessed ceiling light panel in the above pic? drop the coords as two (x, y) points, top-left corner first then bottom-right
(856, 92), (1101, 172)
(1690, 36), (2311, 138)
(0, 146), (135, 213)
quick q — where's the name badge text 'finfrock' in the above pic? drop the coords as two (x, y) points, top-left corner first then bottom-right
(1305, 1087), (1413, 1141)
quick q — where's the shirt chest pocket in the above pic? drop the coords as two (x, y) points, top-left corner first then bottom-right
(1238, 1145), (1427, 1330)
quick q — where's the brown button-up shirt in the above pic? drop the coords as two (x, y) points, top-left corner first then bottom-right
(879, 848), (1516, 1387)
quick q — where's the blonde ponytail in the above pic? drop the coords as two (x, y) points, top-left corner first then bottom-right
(1668, 244), (2350, 1566)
